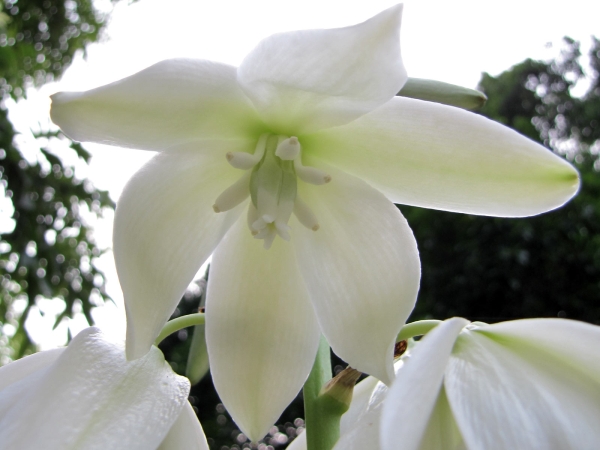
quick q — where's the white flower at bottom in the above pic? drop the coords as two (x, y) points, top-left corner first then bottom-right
(288, 318), (600, 450)
(0, 327), (208, 450)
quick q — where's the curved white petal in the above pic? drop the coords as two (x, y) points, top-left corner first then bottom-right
(381, 318), (469, 450)
(237, 5), (406, 135)
(51, 59), (264, 150)
(445, 321), (600, 449)
(206, 219), (320, 442)
(305, 97), (579, 217)
(0, 327), (189, 450)
(293, 162), (420, 384)
(0, 347), (63, 390)
(115, 141), (248, 359)
(158, 402), (209, 450)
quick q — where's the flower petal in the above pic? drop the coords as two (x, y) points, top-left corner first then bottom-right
(237, 5), (406, 135)
(305, 97), (579, 217)
(51, 59), (264, 150)
(114, 141), (248, 359)
(479, 318), (600, 378)
(293, 163), (420, 384)
(158, 402), (209, 450)
(445, 322), (600, 449)
(416, 386), (466, 450)
(206, 219), (320, 442)
(0, 327), (189, 450)
(0, 348), (63, 390)
(381, 318), (469, 450)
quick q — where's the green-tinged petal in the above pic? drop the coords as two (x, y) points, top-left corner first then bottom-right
(381, 318), (469, 450)
(114, 141), (248, 360)
(51, 59), (264, 150)
(0, 348), (63, 390)
(293, 162), (420, 385)
(477, 318), (600, 379)
(445, 322), (600, 450)
(237, 5), (406, 135)
(305, 97), (579, 217)
(206, 219), (321, 442)
(158, 402), (209, 450)
(0, 327), (189, 450)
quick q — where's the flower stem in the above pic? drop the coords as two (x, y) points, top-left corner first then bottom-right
(396, 320), (442, 342)
(303, 336), (344, 450)
(154, 313), (206, 346)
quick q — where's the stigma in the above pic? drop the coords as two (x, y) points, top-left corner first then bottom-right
(212, 133), (330, 249)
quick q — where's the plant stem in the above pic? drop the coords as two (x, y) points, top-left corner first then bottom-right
(396, 320), (442, 342)
(303, 336), (344, 450)
(154, 313), (206, 346)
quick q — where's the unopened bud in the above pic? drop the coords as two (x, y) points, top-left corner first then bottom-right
(398, 77), (487, 110)
(319, 366), (362, 413)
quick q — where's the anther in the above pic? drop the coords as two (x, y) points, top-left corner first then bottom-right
(294, 160), (332, 185)
(275, 136), (301, 160)
(212, 172), (251, 213)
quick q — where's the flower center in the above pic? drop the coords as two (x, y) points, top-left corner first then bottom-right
(213, 133), (331, 249)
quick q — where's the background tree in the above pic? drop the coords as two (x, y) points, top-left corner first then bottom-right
(0, 0), (114, 362)
(160, 36), (600, 449)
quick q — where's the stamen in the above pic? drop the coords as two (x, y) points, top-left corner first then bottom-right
(275, 136), (301, 160)
(226, 152), (260, 170)
(212, 171), (251, 213)
(294, 159), (332, 185)
(293, 196), (320, 231)
(225, 134), (268, 169)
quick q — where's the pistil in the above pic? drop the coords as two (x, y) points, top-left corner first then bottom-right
(213, 133), (330, 248)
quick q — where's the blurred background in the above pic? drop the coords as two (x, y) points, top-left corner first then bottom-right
(0, 0), (598, 448)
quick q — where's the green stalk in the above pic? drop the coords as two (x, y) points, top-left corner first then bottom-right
(303, 336), (344, 450)
(154, 313), (206, 346)
(396, 320), (442, 342)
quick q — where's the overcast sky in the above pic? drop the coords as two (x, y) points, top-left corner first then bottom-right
(10, 0), (600, 347)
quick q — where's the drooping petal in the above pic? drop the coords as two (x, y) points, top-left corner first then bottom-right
(115, 141), (248, 359)
(293, 162), (420, 385)
(206, 219), (321, 442)
(445, 321), (600, 449)
(381, 318), (469, 450)
(304, 97), (579, 217)
(158, 402), (209, 450)
(237, 5), (406, 135)
(51, 59), (264, 150)
(0, 327), (189, 450)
